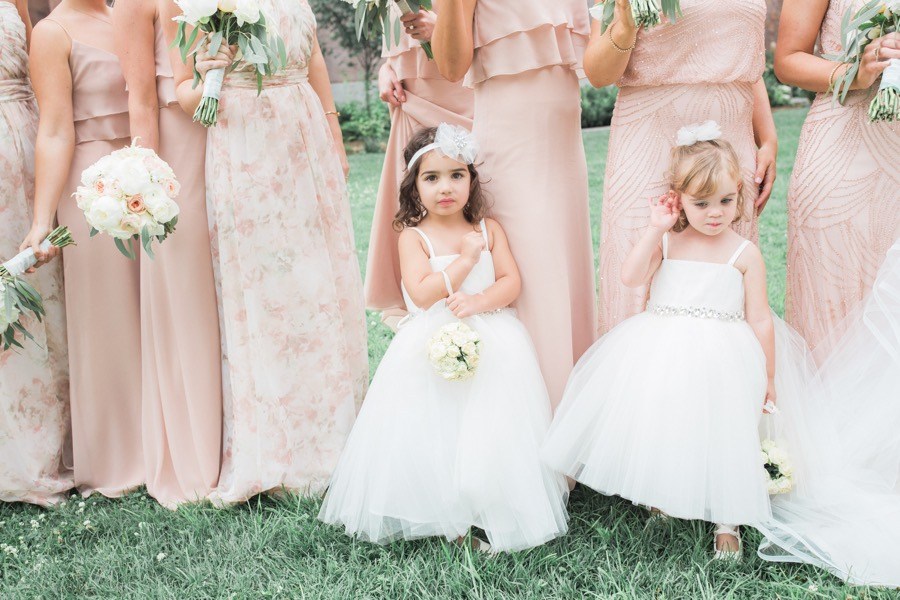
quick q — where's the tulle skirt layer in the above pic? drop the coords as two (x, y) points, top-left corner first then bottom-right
(542, 313), (771, 525)
(319, 304), (568, 552)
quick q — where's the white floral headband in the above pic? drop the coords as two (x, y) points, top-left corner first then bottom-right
(407, 123), (479, 171)
(675, 120), (722, 147)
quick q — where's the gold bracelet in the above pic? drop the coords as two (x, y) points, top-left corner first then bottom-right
(324, 110), (341, 118)
(827, 62), (845, 93)
(607, 20), (637, 53)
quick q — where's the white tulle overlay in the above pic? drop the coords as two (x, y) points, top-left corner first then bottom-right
(542, 236), (772, 525)
(319, 223), (568, 552)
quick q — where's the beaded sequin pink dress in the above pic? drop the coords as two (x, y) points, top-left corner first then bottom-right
(0, 2), (72, 506)
(469, 0), (597, 408)
(597, 0), (766, 334)
(785, 0), (900, 352)
(364, 6), (474, 322)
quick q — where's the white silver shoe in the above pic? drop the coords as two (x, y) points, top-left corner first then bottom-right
(712, 524), (742, 560)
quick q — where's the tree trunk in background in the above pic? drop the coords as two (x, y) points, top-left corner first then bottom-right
(28, 0), (60, 24)
(766, 0), (783, 49)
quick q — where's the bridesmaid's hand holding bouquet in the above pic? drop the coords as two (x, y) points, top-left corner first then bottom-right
(829, 0), (900, 121)
(341, 0), (435, 59)
(172, 0), (289, 127)
(75, 143), (181, 260)
(0, 226), (75, 350)
(590, 0), (682, 33)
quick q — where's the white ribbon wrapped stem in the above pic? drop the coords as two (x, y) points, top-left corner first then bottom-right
(880, 58), (900, 91)
(2, 239), (52, 277)
(202, 68), (225, 101)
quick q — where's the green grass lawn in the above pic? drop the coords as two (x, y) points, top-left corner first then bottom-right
(5, 108), (893, 599)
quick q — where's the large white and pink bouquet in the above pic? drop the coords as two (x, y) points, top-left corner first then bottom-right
(341, 0), (434, 59)
(0, 226), (76, 350)
(172, 0), (288, 127)
(828, 0), (900, 121)
(428, 321), (481, 382)
(75, 143), (180, 259)
(590, 0), (682, 33)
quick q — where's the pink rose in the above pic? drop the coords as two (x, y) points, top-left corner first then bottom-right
(128, 194), (145, 213)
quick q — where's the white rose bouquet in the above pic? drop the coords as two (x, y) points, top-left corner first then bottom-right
(0, 226), (75, 350)
(172, 0), (288, 127)
(341, 0), (434, 59)
(428, 321), (481, 382)
(75, 142), (181, 259)
(761, 439), (794, 495)
(590, 0), (682, 33)
(828, 0), (900, 121)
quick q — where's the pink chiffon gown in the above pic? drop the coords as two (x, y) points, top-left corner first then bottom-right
(597, 0), (765, 334)
(140, 19), (222, 508)
(468, 0), (596, 408)
(785, 0), (900, 352)
(364, 19), (474, 323)
(206, 0), (368, 505)
(0, 2), (72, 506)
(43, 17), (144, 497)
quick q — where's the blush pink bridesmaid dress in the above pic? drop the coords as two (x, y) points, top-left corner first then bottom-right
(597, 0), (766, 334)
(364, 16), (474, 325)
(140, 18), (222, 508)
(785, 0), (900, 352)
(42, 17), (144, 497)
(468, 0), (597, 408)
(0, 2), (72, 506)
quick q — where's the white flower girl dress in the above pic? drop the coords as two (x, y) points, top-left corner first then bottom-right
(319, 221), (568, 552)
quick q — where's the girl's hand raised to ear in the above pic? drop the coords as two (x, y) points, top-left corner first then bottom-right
(649, 191), (680, 232)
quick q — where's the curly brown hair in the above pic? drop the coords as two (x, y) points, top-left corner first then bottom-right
(392, 127), (489, 231)
(668, 139), (745, 233)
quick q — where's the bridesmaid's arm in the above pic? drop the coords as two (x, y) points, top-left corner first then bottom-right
(15, 0), (32, 49)
(775, 0), (899, 93)
(583, 0), (637, 88)
(431, 0), (476, 82)
(20, 21), (75, 264)
(751, 80), (777, 215)
(115, 0), (160, 152)
(740, 245), (776, 408)
(308, 36), (349, 178)
(448, 219), (521, 317)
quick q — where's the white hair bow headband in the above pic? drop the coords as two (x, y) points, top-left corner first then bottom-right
(407, 123), (479, 171)
(676, 120), (722, 147)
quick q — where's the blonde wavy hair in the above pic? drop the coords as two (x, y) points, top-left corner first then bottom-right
(668, 139), (744, 233)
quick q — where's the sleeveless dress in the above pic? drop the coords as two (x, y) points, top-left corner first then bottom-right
(206, 0), (368, 505)
(597, 0), (766, 334)
(544, 234), (771, 526)
(364, 4), (474, 321)
(320, 222), (568, 551)
(45, 18), (144, 497)
(784, 0), (900, 352)
(0, 2), (72, 505)
(468, 0), (596, 408)
(140, 18), (222, 508)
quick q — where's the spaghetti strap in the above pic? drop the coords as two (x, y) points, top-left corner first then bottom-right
(727, 240), (751, 266)
(410, 227), (436, 259)
(479, 219), (489, 248)
(40, 17), (72, 40)
(661, 232), (669, 259)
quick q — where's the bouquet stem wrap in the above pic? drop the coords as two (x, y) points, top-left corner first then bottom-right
(870, 58), (900, 122)
(0, 226), (75, 279)
(394, 0), (433, 59)
(195, 66), (226, 127)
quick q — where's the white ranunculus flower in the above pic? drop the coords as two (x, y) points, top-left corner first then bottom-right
(451, 332), (468, 347)
(108, 156), (153, 197)
(234, 0), (261, 25)
(461, 342), (477, 356)
(429, 343), (447, 361)
(218, 0), (237, 12)
(143, 189), (180, 223)
(81, 163), (103, 186)
(446, 345), (461, 358)
(85, 195), (127, 234)
(120, 213), (143, 236)
(174, 0), (219, 24)
(75, 186), (98, 211)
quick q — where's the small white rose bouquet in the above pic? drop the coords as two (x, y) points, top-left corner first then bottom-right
(428, 321), (481, 382)
(828, 0), (900, 121)
(0, 226), (76, 350)
(590, 0), (682, 33)
(75, 142), (181, 259)
(172, 0), (288, 127)
(341, 0), (434, 59)
(761, 439), (794, 495)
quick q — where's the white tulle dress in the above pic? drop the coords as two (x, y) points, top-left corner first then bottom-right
(319, 222), (568, 552)
(542, 234), (773, 526)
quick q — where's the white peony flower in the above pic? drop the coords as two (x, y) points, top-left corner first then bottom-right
(173, 0), (219, 24)
(80, 163), (103, 186)
(234, 0), (261, 25)
(143, 189), (180, 224)
(85, 195), (127, 235)
(218, 0), (237, 11)
(107, 156), (153, 197)
(446, 345), (461, 358)
(461, 342), (477, 356)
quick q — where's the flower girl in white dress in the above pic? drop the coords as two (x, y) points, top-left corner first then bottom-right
(542, 124), (775, 558)
(319, 124), (568, 552)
